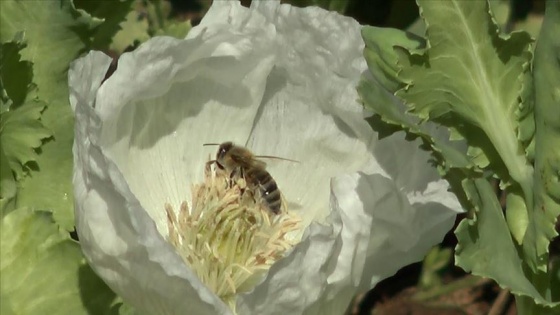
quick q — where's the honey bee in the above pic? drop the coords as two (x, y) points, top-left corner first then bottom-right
(204, 142), (296, 215)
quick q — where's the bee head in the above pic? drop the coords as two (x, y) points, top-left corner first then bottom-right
(216, 142), (234, 166)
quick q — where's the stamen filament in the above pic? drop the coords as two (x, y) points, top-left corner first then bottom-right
(165, 163), (301, 310)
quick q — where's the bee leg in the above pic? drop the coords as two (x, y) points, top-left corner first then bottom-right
(205, 160), (216, 169)
(243, 172), (260, 204)
(229, 170), (236, 187)
(235, 168), (249, 194)
(229, 168), (237, 180)
(204, 160), (215, 177)
(207, 160), (230, 185)
(226, 167), (240, 188)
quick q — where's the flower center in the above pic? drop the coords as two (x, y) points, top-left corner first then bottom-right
(165, 162), (301, 309)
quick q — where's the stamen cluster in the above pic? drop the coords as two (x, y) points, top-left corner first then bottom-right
(165, 163), (300, 309)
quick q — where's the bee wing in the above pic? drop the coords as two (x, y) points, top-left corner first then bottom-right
(254, 159), (267, 168)
(231, 153), (267, 168)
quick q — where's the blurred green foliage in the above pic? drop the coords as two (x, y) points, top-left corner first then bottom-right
(0, 0), (550, 314)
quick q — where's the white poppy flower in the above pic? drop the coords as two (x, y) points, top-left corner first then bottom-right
(70, 1), (463, 314)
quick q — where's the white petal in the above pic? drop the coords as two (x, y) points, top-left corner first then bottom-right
(294, 171), (458, 315)
(236, 172), (381, 315)
(71, 52), (232, 315)
(236, 212), (344, 315)
(337, 172), (460, 290)
(72, 2), (464, 315)
(199, 2), (462, 313)
(237, 168), (459, 315)
(240, 1), (379, 226)
(92, 24), (277, 235)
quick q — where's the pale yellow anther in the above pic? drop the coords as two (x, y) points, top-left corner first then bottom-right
(165, 163), (301, 311)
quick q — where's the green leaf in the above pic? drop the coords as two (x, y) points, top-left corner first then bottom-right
(0, 0), (95, 230)
(110, 10), (151, 53)
(360, 0), (560, 309)
(154, 20), (192, 40)
(517, 69), (536, 162)
(361, 26), (425, 93)
(115, 301), (138, 315)
(406, 18), (426, 37)
(419, 246), (452, 289)
(311, 0), (351, 14)
(398, 0), (534, 202)
(358, 74), (470, 174)
(488, 0), (511, 30)
(516, 295), (560, 315)
(513, 14), (544, 38)
(489, 0), (543, 38)
(455, 178), (559, 308)
(0, 100), (51, 180)
(359, 26), (477, 211)
(74, 0), (135, 50)
(505, 189), (529, 244)
(0, 209), (118, 315)
(525, 0), (560, 274)
(145, 0), (192, 40)
(0, 39), (50, 211)
(359, 26), (474, 175)
(0, 145), (17, 214)
(0, 41), (33, 109)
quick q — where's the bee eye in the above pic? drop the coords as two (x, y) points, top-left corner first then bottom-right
(218, 148), (226, 159)
(217, 142), (232, 160)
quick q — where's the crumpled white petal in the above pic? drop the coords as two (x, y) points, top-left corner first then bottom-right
(71, 51), (233, 315)
(70, 0), (463, 314)
(95, 29), (277, 237)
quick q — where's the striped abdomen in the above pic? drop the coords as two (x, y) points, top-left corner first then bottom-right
(245, 167), (282, 214)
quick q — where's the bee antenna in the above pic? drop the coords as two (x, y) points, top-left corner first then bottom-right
(203, 143), (221, 146)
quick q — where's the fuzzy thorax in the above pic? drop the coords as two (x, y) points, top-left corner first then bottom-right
(165, 163), (301, 309)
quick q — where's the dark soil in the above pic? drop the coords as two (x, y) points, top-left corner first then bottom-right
(351, 268), (516, 315)
(349, 216), (517, 315)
